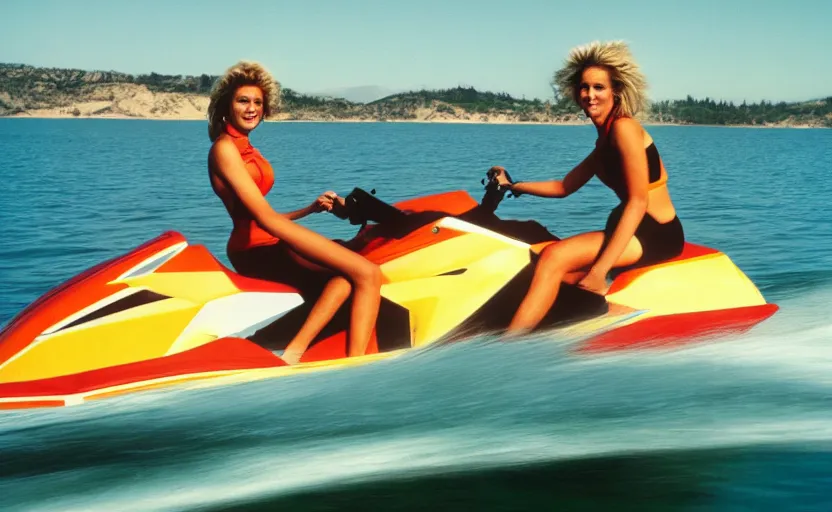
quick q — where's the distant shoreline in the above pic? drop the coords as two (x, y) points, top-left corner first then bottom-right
(3, 63), (829, 129)
(2, 112), (826, 129)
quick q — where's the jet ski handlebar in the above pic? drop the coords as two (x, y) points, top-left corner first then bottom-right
(330, 187), (408, 226)
(330, 169), (525, 225)
(479, 167), (523, 213)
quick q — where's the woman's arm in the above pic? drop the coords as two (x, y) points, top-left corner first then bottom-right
(495, 151), (600, 198)
(586, 118), (649, 278)
(210, 140), (359, 271)
(282, 191), (339, 220)
(283, 204), (317, 220)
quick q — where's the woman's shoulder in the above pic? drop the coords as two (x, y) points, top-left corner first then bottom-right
(610, 116), (648, 147)
(211, 132), (234, 145)
(210, 133), (238, 152)
(612, 115), (644, 132)
(208, 134), (241, 165)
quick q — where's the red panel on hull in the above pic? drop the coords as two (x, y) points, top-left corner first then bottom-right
(0, 400), (68, 410)
(300, 329), (380, 363)
(579, 304), (780, 353)
(361, 224), (464, 265)
(348, 191), (477, 266)
(156, 244), (224, 273)
(0, 337), (286, 399)
(393, 190), (477, 215)
(226, 272), (301, 294)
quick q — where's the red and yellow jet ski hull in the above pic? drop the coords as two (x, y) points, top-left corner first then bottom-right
(0, 190), (777, 409)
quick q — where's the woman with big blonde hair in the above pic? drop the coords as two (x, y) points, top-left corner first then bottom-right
(207, 61), (382, 364)
(489, 41), (685, 334)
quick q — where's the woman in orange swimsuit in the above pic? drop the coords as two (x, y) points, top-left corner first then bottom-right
(490, 41), (685, 334)
(207, 61), (382, 364)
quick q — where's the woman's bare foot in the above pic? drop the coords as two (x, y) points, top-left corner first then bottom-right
(281, 348), (304, 365)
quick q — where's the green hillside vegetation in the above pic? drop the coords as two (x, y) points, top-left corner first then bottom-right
(651, 95), (832, 127)
(1, 63), (829, 127)
(366, 86), (582, 120)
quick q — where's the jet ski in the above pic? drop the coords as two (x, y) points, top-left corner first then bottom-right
(0, 176), (778, 409)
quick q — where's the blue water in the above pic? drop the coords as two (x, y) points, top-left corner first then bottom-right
(1, 119), (831, 511)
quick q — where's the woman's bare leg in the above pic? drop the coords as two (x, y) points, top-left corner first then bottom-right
(507, 232), (643, 334)
(282, 245), (382, 361)
(282, 276), (352, 364)
(345, 262), (382, 357)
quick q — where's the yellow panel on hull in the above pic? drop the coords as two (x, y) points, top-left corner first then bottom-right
(382, 247), (530, 346)
(0, 299), (200, 383)
(395, 296), (438, 344)
(117, 272), (239, 304)
(380, 232), (525, 283)
(607, 254), (767, 314)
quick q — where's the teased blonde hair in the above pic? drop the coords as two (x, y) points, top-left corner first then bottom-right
(207, 60), (281, 141)
(553, 41), (649, 117)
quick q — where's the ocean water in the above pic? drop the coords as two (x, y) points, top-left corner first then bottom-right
(1, 119), (831, 511)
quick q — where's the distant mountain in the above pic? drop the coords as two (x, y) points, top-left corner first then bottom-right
(309, 85), (403, 104)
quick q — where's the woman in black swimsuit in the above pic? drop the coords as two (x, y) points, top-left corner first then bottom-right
(490, 40), (685, 335)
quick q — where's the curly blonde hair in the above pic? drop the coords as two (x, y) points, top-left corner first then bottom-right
(207, 60), (281, 141)
(552, 41), (649, 117)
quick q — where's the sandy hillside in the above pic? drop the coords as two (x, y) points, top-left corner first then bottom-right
(11, 83), (210, 119)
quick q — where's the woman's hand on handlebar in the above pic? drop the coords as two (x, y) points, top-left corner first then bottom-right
(312, 191), (340, 213)
(488, 166), (512, 187)
(326, 192), (349, 220)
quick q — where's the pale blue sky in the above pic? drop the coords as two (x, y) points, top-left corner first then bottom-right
(1, 0), (829, 103)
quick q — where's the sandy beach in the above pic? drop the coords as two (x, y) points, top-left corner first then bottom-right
(3, 83), (826, 128)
